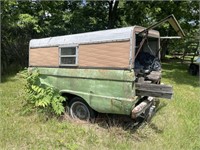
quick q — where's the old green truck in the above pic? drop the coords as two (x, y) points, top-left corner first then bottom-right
(29, 15), (185, 121)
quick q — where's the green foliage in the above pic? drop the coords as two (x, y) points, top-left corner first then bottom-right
(17, 14), (37, 27)
(1, 0), (199, 73)
(21, 69), (65, 116)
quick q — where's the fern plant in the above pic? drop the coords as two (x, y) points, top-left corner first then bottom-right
(21, 69), (66, 116)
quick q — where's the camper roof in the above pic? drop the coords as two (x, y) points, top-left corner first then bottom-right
(30, 26), (159, 48)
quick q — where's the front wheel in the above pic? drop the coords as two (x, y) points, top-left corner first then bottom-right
(69, 97), (96, 122)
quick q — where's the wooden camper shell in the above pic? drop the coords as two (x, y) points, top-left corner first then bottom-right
(29, 26), (160, 69)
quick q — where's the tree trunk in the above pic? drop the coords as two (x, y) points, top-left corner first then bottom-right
(161, 39), (169, 60)
(1, 47), (8, 75)
(108, 0), (119, 29)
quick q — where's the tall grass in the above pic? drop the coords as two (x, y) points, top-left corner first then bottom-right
(0, 60), (199, 150)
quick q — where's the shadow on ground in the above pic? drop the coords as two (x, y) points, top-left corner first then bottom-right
(91, 101), (167, 134)
(0, 74), (18, 84)
(162, 60), (199, 87)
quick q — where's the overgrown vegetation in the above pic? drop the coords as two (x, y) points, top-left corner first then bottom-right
(20, 69), (65, 116)
(0, 59), (199, 149)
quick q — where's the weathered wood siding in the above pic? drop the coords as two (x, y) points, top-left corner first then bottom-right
(29, 41), (130, 68)
(29, 47), (59, 67)
(79, 41), (130, 68)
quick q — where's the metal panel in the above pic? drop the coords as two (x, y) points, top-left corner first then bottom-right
(29, 47), (59, 67)
(129, 28), (134, 69)
(134, 26), (160, 38)
(30, 27), (134, 48)
(139, 14), (185, 38)
(30, 26), (160, 48)
(35, 67), (136, 115)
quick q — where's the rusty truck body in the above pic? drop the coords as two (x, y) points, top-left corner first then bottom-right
(29, 15), (185, 121)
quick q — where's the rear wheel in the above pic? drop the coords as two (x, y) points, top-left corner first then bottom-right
(69, 97), (96, 122)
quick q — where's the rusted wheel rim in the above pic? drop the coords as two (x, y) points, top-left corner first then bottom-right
(70, 101), (90, 120)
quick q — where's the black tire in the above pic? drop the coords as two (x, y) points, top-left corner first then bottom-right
(69, 97), (96, 122)
(188, 64), (198, 76)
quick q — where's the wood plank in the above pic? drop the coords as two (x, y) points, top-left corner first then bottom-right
(135, 83), (173, 99)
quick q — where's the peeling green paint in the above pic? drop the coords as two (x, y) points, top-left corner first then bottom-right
(32, 67), (139, 115)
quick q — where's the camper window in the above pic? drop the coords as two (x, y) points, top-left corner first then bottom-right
(59, 46), (78, 66)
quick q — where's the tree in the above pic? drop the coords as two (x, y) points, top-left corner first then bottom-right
(1, 0), (199, 74)
(146, 1), (199, 59)
(108, 0), (119, 29)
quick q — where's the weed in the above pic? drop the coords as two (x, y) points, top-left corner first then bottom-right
(19, 69), (66, 116)
(0, 59), (199, 149)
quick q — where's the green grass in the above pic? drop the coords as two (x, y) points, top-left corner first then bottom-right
(0, 60), (199, 150)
